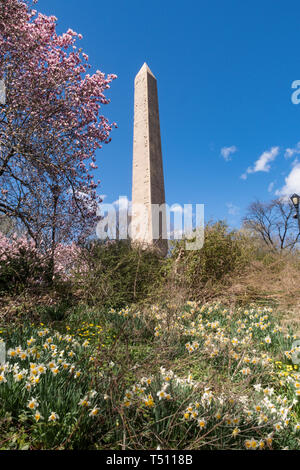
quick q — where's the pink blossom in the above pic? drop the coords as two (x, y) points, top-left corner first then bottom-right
(0, 0), (117, 249)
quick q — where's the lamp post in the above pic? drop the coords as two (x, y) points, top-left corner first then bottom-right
(290, 193), (300, 233)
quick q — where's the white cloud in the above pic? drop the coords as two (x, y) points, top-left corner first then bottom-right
(170, 204), (184, 213)
(275, 162), (300, 200)
(253, 147), (279, 172)
(284, 142), (300, 159)
(241, 146), (279, 179)
(221, 145), (237, 161)
(112, 196), (131, 210)
(268, 181), (275, 193)
(169, 204), (192, 215)
(226, 203), (240, 216)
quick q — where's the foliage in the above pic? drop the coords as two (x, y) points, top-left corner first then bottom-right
(0, 233), (48, 294)
(0, 322), (114, 449)
(166, 221), (252, 299)
(0, 232), (85, 294)
(72, 240), (165, 308)
(1, 302), (300, 449)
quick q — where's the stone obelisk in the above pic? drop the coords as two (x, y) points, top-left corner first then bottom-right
(131, 63), (168, 256)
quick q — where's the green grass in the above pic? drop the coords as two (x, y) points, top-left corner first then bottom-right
(1, 301), (300, 450)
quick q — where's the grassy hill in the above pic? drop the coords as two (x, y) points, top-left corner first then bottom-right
(1, 223), (300, 449)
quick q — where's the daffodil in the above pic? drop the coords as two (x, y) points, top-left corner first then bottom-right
(0, 373), (7, 384)
(34, 411), (43, 422)
(27, 398), (39, 410)
(78, 397), (90, 407)
(157, 390), (166, 400)
(89, 407), (100, 417)
(48, 412), (59, 422)
(197, 418), (206, 429)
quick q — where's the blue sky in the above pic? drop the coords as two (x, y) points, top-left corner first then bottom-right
(37, 0), (300, 228)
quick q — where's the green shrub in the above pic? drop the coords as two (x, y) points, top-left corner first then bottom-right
(73, 240), (165, 308)
(0, 247), (49, 295)
(166, 221), (252, 298)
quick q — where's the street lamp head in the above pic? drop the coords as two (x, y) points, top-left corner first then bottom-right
(290, 193), (300, 211)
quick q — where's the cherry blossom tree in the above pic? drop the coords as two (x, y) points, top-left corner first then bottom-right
(0, 0), (117, 263)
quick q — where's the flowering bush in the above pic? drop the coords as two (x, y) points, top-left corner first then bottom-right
(0, 233), (86, 292)
(0, 233), (47, 292)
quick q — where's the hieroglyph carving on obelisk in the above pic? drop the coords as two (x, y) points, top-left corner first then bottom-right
(131, 63), (168, 256)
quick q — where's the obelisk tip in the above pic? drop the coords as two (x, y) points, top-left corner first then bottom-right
(136, 62), (156, 79)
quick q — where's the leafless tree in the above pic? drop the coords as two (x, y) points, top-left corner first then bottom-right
(243, 199), (300, 251)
